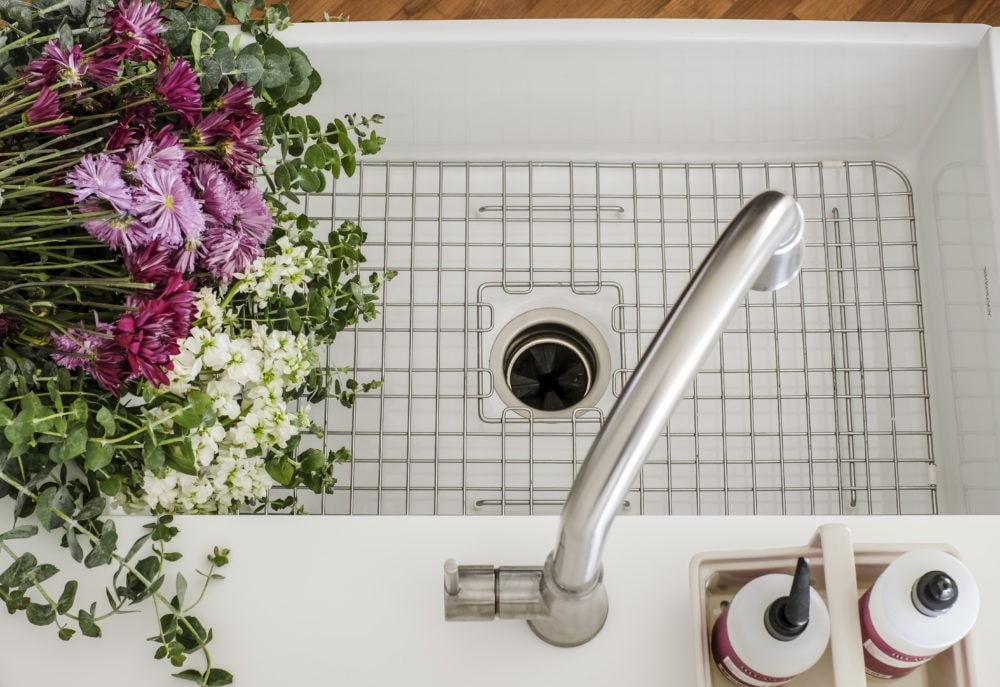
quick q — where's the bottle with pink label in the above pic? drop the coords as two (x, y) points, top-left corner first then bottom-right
(710, 557), (831, 686)
(859, 549), (979, 679)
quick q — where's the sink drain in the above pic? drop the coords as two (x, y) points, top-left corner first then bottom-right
(489, 307), (612, 419)
(505, 324), (594, 411)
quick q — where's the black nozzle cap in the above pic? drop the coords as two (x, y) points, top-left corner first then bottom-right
(913, 570), (958, 616)
(764, 557), (811, 641)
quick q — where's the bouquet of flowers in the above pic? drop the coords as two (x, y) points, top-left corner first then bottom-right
(0, 1), (385, 683)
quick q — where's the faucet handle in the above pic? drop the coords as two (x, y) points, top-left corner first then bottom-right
(443, 560), (548, 621)
(443, 561), (496, 621)
(443, 559), (461, 595)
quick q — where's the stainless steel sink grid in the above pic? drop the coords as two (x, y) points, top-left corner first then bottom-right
(285, 160), (936, 516)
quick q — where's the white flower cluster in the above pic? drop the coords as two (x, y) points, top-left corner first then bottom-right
(121, 287), (317, 514)
(235, 236), (327, 302)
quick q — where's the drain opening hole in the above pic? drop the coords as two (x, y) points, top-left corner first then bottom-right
(504, 324), (596, 412)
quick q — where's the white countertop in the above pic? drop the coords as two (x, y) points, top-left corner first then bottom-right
(2, 515), (996, 686)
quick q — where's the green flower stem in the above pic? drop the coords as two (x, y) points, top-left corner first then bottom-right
(0, 116), (75, 140)
(36, 0), (80, 15)
(0, 278), (146, 297)
(0, 134), (111, 181)
(183, 562), (220, 614)
(0, 30), (41, 57)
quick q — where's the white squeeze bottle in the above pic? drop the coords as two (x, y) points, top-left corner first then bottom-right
(859, 549), (979, 679)
(710, 557), (831, 686)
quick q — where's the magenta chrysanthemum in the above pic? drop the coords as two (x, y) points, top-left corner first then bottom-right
(106, 0), (167, 62)
(25, 86), (69, 135)
(26, 41), (85, 89)
(133, 166), (205, 246)
(125, 241), (180, 284)
(0, 315), (18, 343)
(191, 162), (239, 225)
(218, 82), (255, 119)
(84, 212), (153, 253)
(115, 274), (194, 386)
(51, 324), (129, 395)
(218, 114), (265, 186)
(234, 186), (273, 243)
(107, 105), (157, 151)
(66, 154), (132, 213)
(198, 226), (264, 282)
(157, 58), (202, 125)
(123, 134), (186, 180)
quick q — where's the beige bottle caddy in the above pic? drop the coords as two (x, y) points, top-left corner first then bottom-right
(689, 524), (977, 687)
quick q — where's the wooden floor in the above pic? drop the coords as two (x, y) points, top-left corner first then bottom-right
(287, 0), (1000, 24)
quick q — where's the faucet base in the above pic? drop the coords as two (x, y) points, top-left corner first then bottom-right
(527, 555), (609, 647)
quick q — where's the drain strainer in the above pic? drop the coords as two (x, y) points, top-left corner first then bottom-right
(505, 323), (594, 411)
(489, 307), (612, 419)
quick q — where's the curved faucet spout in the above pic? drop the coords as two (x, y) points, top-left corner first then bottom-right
(444, 191), (805, 647)
(523, 191), (804, 646)
(550, 190), (804, 595)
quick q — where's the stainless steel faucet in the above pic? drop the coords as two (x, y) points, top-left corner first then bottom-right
(444, 191), (805, 646)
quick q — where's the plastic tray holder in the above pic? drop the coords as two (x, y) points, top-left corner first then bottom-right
(689, 524), (977, 687)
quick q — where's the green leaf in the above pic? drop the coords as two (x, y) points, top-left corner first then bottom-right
(76, 496), (106, 521)
(172, 670), (204, 684)
(160, 9), (190, 50)
(232, 0), (252, 22)
(56, 580), (77, 614)
(343, 153), (357, 177)
(188, 4), (221, 32)
(173, 391), (214, 429)
(304, 143), (328, 168)
(35, 485), (73, 530)
(4, 408), (35, 444)
(58, 627), (75, 641)
(0, 369), (13, 396)
(297, 168), (323, 193)
(234, 52), (263, 87)
(83, 520), (117, 569)
(84, 440), (114, 472)
(143, 442), (165, 474)
(0, 401), (12, 424)
(59, 423), (88, 461)
(78, 608), (101, 637)
(265, 458), (295, 487)
(167, 439), (197, 476)
(206, 668), (234, 686)
(98, 474), (121, 497)
(26, 602), (56, 626)
(68, 398), (88, 423)
(66, 529), (83, 563)
(0, 525), (38, 541)
(26, 563), (57, 585)
(0, 552), (36, 586)
(175, 572), (187, 609)
(124, 532), (153, 562)
(95, 406), (116, 436)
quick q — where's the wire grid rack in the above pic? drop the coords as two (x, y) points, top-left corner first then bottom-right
(283, 160), (937, 516)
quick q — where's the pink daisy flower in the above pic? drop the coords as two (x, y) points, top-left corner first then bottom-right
(198, 225), (264, 282)
(83, 212), (154, 253)
(234, 186), (273, 243)
(133, 166), (205, 246)
(191, 162), (239, 225)
(66, 154), (132, 213)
